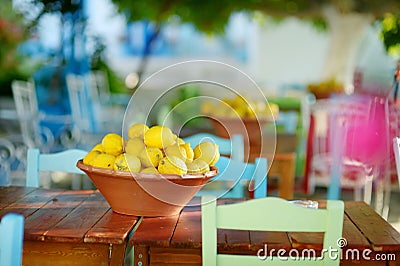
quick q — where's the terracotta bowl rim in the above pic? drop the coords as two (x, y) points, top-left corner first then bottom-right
(210, 116), (273, 123)
(76, 160), (218, 181)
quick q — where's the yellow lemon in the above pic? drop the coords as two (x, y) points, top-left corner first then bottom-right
(164, 144), (187, 162)
(101, 133), (124, 156)
(90, 153), (116, 169)
(158, 156), (187, 175)
(176, 137), (185, 145)
(83, 150), (101, 166)
(91, 143), (103, 153)
(128, 123), (149, 139)
(187, 158), (210, 174)
(114, 153), (141, 172)
(139, 147), (164, 168)
(140, 167), (160, 174)
(144, 125), (176, 149)
(181, 143), (194, 163)
(193, 142), (220, 166)
(125, 137), (145, 156)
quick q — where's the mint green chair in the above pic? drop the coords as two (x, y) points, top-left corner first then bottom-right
(0, 213), (24, 266)
(201, 196), (344, 265)
(26, 148), (87, 188)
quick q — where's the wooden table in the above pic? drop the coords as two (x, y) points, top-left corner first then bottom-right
(0, 186), (140, 266)
(248, 143), (297, 200)
(131, 198), (400, 266)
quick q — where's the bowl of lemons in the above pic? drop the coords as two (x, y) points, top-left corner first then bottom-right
(77, 123), (219, 216)
(201, 95), (278, 145)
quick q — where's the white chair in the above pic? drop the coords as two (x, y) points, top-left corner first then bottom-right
(26, 148), (89, 189)
(0, 213), (24, 266)
(89, 70), (129, 106)
(201, 195), (344, 265)
(0, 138), (16, 186)
(12, 80), (76, 151)
(66, 73), (123, 144)
(393, 137), (400, 190)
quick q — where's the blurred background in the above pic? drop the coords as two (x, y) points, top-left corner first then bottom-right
(1, 0), (400, 228)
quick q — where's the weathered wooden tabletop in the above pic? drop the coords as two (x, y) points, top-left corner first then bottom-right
(131, 197), (400, 266)
(0, 186), (139, 266)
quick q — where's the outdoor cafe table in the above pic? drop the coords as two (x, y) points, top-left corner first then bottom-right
(131, 198), (400, 266)
(1, 186), (400, 265)
(0, 186), (139, 266)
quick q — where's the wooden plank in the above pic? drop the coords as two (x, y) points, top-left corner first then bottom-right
(149, 247), (201, 265)
(44, 191), (110, 243)
(0, 188), (65, 220)
(23, 241), (110, 266)
(0, 186), (37, 209)
(85, 208), (139, 245)
(109, 243), (129, 266)
(24, 190), (94, 241)
(130, 215), (180, 247)
(345, 201), (400, 252)
(341, 211), (371, 250)
(134, 245), (149, 266)
(171, 206), (202, 248)
(220, 229), (250, 252)
(250, 231), (292, 253)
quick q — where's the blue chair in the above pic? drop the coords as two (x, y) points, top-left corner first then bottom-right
(26, 148), (87, 188)
(184, 133), (266, 198)
(199, 156), (267, 199)
(183, 133), (244, 162)
(201, 195), (344, 266)
(0, 213), (24, 266)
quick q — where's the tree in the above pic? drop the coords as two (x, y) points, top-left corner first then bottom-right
(111, 0), (400, 91)
(0, 0), (31, 95)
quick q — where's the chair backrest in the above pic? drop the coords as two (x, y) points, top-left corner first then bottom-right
(0, 138), (16, 186)
(12, 80), (38, 117)
(304, 95), (392, 201)
(212, 156), (267, 198)
(183, 133), (244, 162)
(12, 80), (53, 149)
(0, 213), (24, 266)
(26, 148), (87, 187)
(89, 70), (110, 104)
(393, 137), (400, 189)
(66, 74), (95, 134)
(201, 195), (344, 266)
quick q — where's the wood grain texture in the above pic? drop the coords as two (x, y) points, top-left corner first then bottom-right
(129, 198), (400, 265)
(345, 201), (400, 252)
(0, 187), (140, 265)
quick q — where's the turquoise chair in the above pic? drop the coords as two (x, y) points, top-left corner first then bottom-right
(26, 148), (87, 188)
(202, 195), (344, 266)
(201, 156), (267, 198)
(0, 213), (24, 266)
(183, 133), (244, 162)
(184, 133), (266, 198)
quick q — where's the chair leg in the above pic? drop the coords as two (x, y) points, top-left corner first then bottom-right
(363, 175), (373, 205)
(381, 180), (391, 220)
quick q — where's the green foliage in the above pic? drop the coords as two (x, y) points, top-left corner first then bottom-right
(0, 1), (35, 95)
(380, 12), (400, 57)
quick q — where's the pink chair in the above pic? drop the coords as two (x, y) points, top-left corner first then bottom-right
(304, 94), (392, 218)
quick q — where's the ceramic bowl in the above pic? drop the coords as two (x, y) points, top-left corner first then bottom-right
(77, 160), (218, 216)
